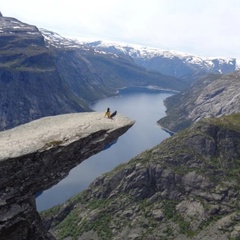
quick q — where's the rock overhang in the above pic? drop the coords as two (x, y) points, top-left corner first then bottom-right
(0, 112), (135, 161)
(0, 112), (135, 239)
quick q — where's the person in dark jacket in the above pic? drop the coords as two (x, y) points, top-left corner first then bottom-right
(110, 111), (117, 119)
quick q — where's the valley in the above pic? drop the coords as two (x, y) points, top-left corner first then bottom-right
(1, 13), (240, 240)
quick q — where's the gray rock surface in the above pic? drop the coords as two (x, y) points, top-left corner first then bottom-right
(158, 71), (240, 132)
(189, 73), (240, 121)
(0, 112), (134, 240)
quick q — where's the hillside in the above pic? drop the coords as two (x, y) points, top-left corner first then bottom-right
(158, 70), (240, 133)
(42, 113), (240, 240)
(0, 16), (89, 130)
(42, 29), (186, 93)
(0, 14), (185, 130)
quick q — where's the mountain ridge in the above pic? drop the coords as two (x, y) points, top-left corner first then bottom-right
(40, 28), (240, 83)
(82, 40), (239, 81)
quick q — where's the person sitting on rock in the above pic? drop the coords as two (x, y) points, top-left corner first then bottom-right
(105, 108), (111, 118)
(110, 111), (117, 119)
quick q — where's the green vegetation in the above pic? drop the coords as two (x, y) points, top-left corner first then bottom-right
(161, 199), (195, 237)
(162, 200), (177, 219)
(205, 113), (240, 132)
(0, 44), (55, 71)
(55, 198), (114, 240)
(40, 204), (61, 219)
(55, 209), (81, 240)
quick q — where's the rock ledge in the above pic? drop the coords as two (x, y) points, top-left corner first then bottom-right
(0, 112), (134, 240)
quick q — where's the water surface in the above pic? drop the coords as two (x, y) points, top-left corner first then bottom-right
(36, 87), (173, 211)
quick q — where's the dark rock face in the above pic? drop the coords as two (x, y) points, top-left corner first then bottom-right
(0, 112), (134, 240)
(0, 16), (89, 131)
(44, 114), (240, 240)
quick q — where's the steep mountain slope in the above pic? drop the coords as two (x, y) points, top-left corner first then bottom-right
(85, 41), (239, 82)
(158, 70), (240, 133)
(0, 16), (90, 130)
(42, 113), (240, 240)
(42, 29), (186, 93)
(0, 14), (185, 131)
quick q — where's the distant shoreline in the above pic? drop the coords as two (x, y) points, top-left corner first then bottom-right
(89, 85), (177, 109)
(117, 85), (179, 94)
(157, 123), (176, 136)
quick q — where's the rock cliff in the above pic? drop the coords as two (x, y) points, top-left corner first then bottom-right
(0, 112), (134, 240)
(43, 113), (240, 240)
(0, 15), (89, 131)
(158, 70), (240, 133)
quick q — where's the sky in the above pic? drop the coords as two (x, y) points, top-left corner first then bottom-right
(1, 0), (240, 58)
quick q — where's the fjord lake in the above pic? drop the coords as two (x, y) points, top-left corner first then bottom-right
(36, 87), (174, 211)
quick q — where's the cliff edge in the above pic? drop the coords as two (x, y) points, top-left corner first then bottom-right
(0, 112), (135, 240)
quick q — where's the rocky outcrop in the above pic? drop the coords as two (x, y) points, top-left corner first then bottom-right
(0, 112), (134, 240)
(43, 113), (240, 240)
(158, 71), (240, 132)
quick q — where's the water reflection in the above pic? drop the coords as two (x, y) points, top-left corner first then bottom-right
(103, 139), (118, 150)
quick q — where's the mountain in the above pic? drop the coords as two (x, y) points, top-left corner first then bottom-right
(0, 16), (90, 130)
(84, 40), (240, 83)
(158, 70), (240, 133)
(0, 14), (185, 131)
(41, 29), (186, 92)
(2, 13), (240, 240)
(42, 113), (240, 240)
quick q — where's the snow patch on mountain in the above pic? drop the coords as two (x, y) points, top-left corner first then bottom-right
(40, 28), (83, 49)
(0, 16), (39, 34)
(40, 30), (240, 76)
(236, 59), (240, 70)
